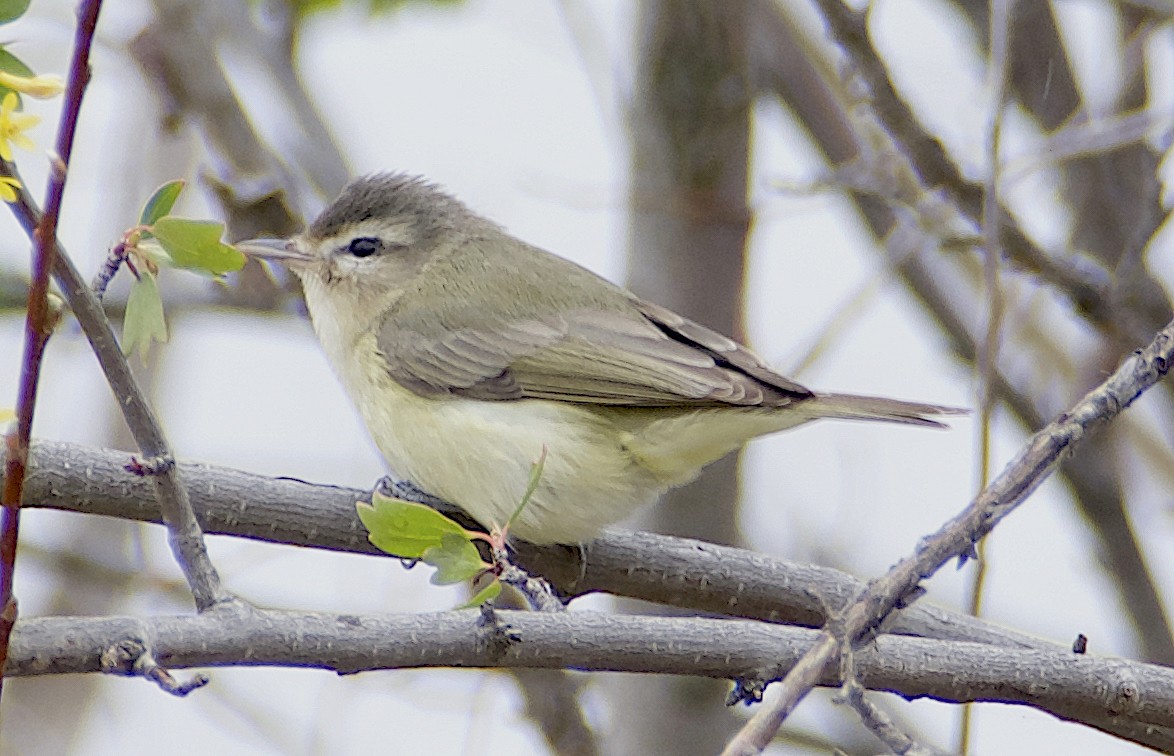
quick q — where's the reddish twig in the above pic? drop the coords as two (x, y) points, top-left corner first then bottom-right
(0, 0), (104, 697)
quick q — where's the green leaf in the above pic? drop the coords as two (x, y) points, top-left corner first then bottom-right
(139, 180), (186, 226)
(122, 272), (167, 359)
(422, 533), (487, 585)
(149, 217), (245, 275)
(0, 1), (30, 26)
(505, 445), (546, 532)
(136, 239), (174, 269)
(459, 580), (501, 609)
(357, 494), (471, 559)
(0, 48), (33, 102)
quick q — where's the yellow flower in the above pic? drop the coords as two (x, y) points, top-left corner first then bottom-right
(0, 176), (21, 203)
(0, 92), (39, 162)
(0, 70), (65, 99)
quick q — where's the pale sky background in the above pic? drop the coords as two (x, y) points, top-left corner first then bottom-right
(1, 1), (1172, 754)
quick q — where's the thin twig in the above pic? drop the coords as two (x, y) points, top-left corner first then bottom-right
(0, 0), (104, 697)
(722, 317), (1174, 755)
(0, 115), (234, 618)
(91, 241), (128, 298)
(493, 545), (565, 613)
(961, 1), (1014, 749)
(1, 180), (230, 611)
(842, 680), (947, 756)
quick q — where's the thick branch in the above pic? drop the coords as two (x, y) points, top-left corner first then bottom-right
(22, 439), (1050, 652)
(8, 608), (1174, 750)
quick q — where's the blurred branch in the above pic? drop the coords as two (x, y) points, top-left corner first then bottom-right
(755, 0), (1174, 665)
(131, 0), (349, 310)
(1001, 110), (1168, 183)
(813, 0), (1171, 345)
(726, 315), (1174, 752)
(8, 608), (1174, 750)
(961, 0), (1013, 747)
(509, 668), (599, 756)
(617, 2), (756, 750)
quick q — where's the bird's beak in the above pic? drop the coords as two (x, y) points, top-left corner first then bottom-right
(234, 238), (313, 264)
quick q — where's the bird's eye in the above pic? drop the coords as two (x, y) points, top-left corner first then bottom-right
(347, 237), (382, 258)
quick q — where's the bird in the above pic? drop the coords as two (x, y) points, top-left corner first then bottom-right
(237, 173), (959, 544)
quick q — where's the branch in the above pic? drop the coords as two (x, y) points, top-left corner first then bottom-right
(3, 184), (229, 612)
(0, 0), (103, 695)
(21, 438), (1174, 746)
(509, 668), (599, 756)
(810, 0), (1172, 345)
(132, 0), (349, 235)
(7, 608), (1174, 750)
(725, 310), (1174, 751)
(754, 0), (1174, 665)
(19, 439), (1053, 651)
(15, 436), (1174, 747)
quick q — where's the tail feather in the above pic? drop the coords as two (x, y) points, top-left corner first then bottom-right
(807, 393), (967, 428)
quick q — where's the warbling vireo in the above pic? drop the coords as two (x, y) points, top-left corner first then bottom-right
(238, 173), (957, 544)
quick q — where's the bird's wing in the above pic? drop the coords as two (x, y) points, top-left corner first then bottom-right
(377, 300), (812, 407)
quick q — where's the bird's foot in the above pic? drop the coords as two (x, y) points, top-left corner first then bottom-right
(373, 475), (449, 508)
(488, 537), (565, 613)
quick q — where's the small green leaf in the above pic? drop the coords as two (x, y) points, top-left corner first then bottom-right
(150, 217), (245, 275)
(357, 494), (472, 559)
(122, 272), (167, 359)
(459, 580), (502, 609)
(0, 1), (31, 26)
(0, 48), (33, 102)
(139, 180), (186, 226)
(136, 238), (174, 269)
(422, 533), (487, 585)
(506, 445), (546, 532)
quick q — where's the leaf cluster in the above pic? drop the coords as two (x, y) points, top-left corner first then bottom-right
(120, 181), (246, 358)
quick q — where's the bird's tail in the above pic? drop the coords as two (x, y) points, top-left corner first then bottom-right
(805, 393), (967, 428)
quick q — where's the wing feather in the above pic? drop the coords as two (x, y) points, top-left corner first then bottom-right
(378, 301), (812, 407)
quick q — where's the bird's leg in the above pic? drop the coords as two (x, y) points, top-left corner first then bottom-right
(488, 538), (566, 613)
(372, 473), (486, 531)
(373, 474), (451, 509)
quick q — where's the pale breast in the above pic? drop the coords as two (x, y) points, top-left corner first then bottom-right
(328, 331), (663, 543)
